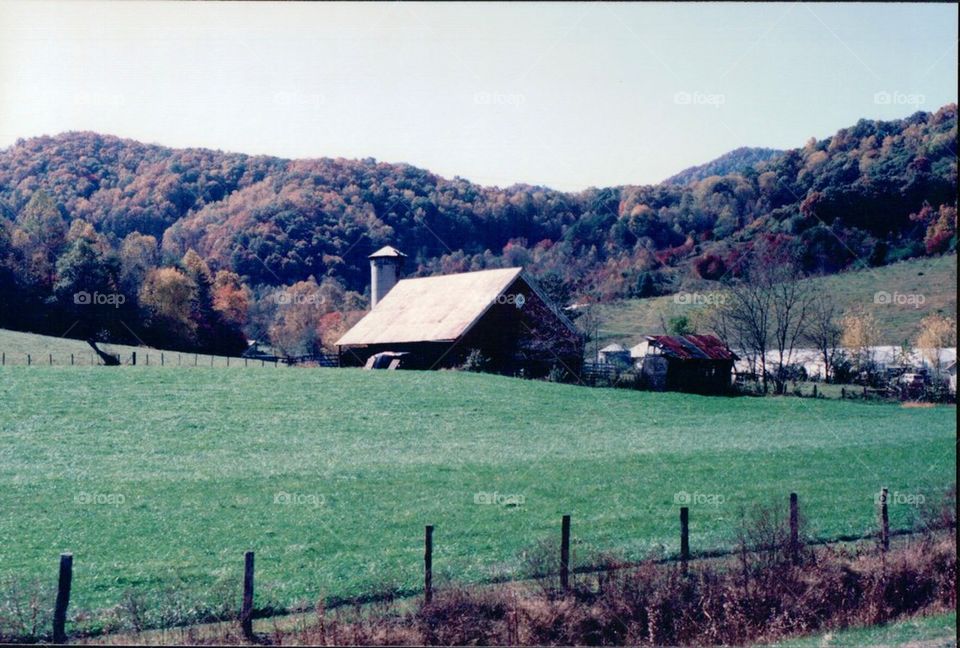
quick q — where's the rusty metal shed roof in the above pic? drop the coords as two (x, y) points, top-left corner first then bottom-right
(336, 267), (526, 346)
(645, 334), (738, 361)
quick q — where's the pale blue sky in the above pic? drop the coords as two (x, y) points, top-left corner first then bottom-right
(0, 1), (956, 190)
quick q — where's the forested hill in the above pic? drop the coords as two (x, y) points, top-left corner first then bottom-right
(662, 146), (784, 185)
(0, 104), (956, 354)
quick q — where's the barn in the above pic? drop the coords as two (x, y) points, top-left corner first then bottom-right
(336, 248), (583, 377)
(632, 334), (737, 394)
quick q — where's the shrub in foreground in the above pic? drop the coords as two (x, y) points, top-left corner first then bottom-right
(213, 533), (956, 646)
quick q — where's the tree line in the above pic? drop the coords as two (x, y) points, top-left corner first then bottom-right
(0, 105), (955, 355)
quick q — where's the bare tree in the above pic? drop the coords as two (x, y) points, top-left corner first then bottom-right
(768, 266), (813, 393)
(703, 301), (756, 378)
(713, 277), (774, 393)
(804, 294), (842, 382)
(573, 300), (603, 365)
(712, 254), (811, 394)
(87, 339), (120, 366)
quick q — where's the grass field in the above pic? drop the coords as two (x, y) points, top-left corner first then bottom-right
(770, 610), (957, 647)
(595, 254), (957, 348)
(0, 329), (253, 367)
(0, 366), (955, 636)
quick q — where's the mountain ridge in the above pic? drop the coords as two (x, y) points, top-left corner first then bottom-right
(0, 105), (955, 352)
(663, 146), (785, 185)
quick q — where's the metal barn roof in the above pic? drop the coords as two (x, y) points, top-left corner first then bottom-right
(645, 335), (738, 361)
(336, 267), (526, 346)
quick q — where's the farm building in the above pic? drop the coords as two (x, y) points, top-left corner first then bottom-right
(336, 248), (584, 377)
(598, 343), (631, 366)
(732, 346), (958, 382)
(631, 334), (737, 394)
(368, 245), (407, 306)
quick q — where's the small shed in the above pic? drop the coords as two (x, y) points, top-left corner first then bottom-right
(946, 361), (957, 395)
(598, 343), (631, 367)
(636, 334), (737, 394)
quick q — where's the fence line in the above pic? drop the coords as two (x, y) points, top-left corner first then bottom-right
(581, 362), (620, 381)
(44, 487), (941, 642)
(0, 351), (340, 368)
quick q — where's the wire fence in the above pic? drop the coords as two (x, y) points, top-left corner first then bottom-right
(0, 351), (339, 368)
(35, 488), (953, 643)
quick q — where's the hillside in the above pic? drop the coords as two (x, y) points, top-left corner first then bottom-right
(594, 253), (957, 348)
(0, 105), (955, 353)
(662, 146), (783, 185)
(0, 328), (241, 366)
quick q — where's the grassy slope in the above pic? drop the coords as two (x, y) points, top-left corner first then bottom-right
(0, 367), (954, 633)
(595, 254), (957, 348)
(0, 329), (247, 367)
(770, 610), (957, 647)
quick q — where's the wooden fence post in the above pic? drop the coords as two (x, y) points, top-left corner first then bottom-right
(53, 553), (73, 643)
(49, 353), (53, 365)
(424, 525), (434, 603)
(178, 353), (182, 366)
(161, 352), (164, 366)
(789, 492), (799, 565)
(70, 353), (74, 366)
(880, 487), (890, 551)
(195, 354), (198, 366)
(27, 353), (31, 366)
(146, 353), (149, 366)
(241, 551), (255, 638)
(680, 507), (690, 574)
(245, 358), (248, 367)
(227, 356), (230, 367)
(560, 514), (571, 591)
(131, 351), (136, 366)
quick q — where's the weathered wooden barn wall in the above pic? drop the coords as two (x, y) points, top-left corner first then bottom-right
(641, 356), (734, 394)
(634, 335), (737, 394)
(339, 274), (583, 377)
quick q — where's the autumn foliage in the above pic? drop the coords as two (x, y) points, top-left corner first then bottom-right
(0, 105), (955, 353)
